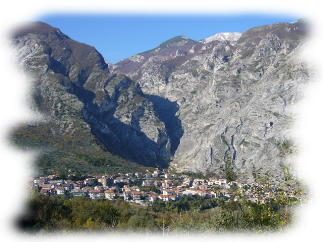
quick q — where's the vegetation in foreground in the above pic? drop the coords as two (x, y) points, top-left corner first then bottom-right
(16, 190), (300, 234)
(0, 114), (323, 242)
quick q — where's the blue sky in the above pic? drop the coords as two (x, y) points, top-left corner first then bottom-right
(37, 14), (303, 64)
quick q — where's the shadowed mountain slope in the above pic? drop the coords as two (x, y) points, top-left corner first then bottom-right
(10, 21), (180, 175)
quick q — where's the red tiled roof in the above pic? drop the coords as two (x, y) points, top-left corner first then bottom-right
(159, 195), (169, 198)
(105, 190), (114, 193)
(89, 190), (100, 193)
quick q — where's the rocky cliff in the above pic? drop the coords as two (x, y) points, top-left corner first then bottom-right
(111, 20), (312, 181)
(0, 21), (171, 168)
(10, 20), (313, 181)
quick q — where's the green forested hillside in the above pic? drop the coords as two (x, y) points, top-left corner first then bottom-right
(0, 125), (148, 177)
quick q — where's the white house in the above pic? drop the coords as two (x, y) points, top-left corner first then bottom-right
(89, 190), (101, 199)
(159, 195), (170, 202)
(104, 190), (116, 200)
(148, 195), (157, 202)
(142, 180), (154, 186)
(56, 187), (65, 195)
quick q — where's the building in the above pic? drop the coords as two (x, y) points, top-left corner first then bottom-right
(104, 190), (116, 200)
(89, 190), (101, 199)
(56, 187), (65, 195)
(132, 191), (142, 200)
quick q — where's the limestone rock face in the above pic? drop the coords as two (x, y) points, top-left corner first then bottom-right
(203, 32), (242, 44)
(11, 21), (172, 167)
(112, 22), (313, 181)
(0, 21), (323, 178)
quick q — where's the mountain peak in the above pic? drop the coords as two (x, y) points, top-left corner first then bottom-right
(141, 35), (197, 54)
(10, 21), (65, 38)
(202, 32), (242, 44)
(158, 35), (194, 48)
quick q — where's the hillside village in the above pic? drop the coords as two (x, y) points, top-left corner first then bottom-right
(27, 169), (303, 206)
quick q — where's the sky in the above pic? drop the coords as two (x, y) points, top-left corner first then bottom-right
(37, 14), (303, 64)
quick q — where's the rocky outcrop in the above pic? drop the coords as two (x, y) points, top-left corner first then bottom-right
(79, 73), (173, 166)
(11, 21), (173, 167)
(112, 21), (313, 181)
(202, 32), (242, 44)
(10, 20), (313, 182)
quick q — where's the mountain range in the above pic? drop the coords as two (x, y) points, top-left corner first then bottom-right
(9, 18), (312, 182)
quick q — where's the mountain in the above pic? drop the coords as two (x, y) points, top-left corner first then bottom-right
(0, 21), (170, 176)
(292, 12), (323, 28)
(202, 32), (242, 44)
(111, 23), (323, 178)
(9, 20), (313, 182)
(141, 35), (198, 54)
(292, 12), (323, 34)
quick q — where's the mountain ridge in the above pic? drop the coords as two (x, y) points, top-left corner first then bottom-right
(9, 19), (313, 183)
(292, 12), (323, 27)
(10, 21), (174, 175)
(10, 21), (64, 38)
(109, 19), (311, 182)
(292, 12), (323, 34)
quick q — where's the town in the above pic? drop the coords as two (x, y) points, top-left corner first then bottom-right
(27, 169), (303, 206)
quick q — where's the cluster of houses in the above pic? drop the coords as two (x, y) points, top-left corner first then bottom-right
(27, 169), (301, 205)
